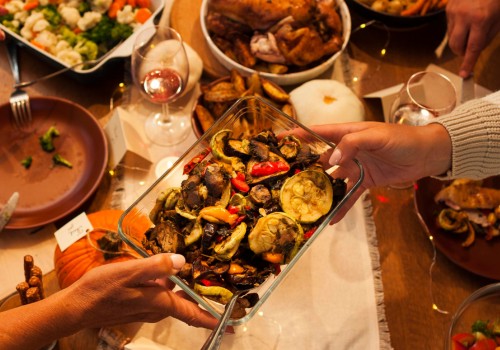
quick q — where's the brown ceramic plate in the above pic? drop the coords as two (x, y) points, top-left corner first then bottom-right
(0, 97), (108, 230)
(414, 177), (500, 280)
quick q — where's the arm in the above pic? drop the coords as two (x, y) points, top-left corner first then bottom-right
(0, 254), (218, 350)
(446, 0), (500, 77)
(430, 90), (500, 179)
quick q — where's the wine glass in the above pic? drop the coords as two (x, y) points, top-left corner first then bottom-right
(389, 71), (456, 126)
(132, 26), (190, 146)
(388, 71), (456, 188)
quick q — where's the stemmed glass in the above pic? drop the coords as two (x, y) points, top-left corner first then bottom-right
(389, 71), (456, 126)
(132, 26), (190, 146)
(388, 71), (456, 188)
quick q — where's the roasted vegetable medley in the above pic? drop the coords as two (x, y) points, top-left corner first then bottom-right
(450, 318), (500, 350)
(142, 129), (346, 311)
(0, 0), (153, 67)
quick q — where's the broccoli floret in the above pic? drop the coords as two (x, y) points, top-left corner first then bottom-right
(21, 156), (33, 169)
(83, 17), (133, 50)
(111, 23), (133, 42)
(39, 126), (60, 152)
(60, 26), (79, 46)
(41, 5), (61, 26)
(52, 154), (73, 168)
(84, 16), (114, 44)
(471, 320), (493, 337)
(77, 1), (90, 14)
(74, 39), (98, 61)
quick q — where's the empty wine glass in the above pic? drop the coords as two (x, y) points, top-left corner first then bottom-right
(389, 71), (456, 126)
(388, 71), (456, 188)
(132, 26), (190, 146)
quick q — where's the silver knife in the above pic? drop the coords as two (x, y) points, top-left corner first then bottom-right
(461, 75), (475, 104)
(0, 192), (19, 231)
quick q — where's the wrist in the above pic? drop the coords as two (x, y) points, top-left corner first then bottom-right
(421, 123), (452, 177)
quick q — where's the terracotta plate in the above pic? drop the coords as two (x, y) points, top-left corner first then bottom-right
(414, 177), (500, 280)
(0, 97), (108, 229)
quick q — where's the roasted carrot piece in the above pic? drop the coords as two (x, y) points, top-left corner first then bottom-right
(126, 0), (136, 7)
(401, 0), (427, 16)
(30, 39), (45, 50)
(23, 0), (39, 11)
(135, 7), (151, 23)
(108, 0), (126, 18)
(136, 0), (150, 8)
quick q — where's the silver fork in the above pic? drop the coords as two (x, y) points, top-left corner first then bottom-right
(6, 41), (32, 129)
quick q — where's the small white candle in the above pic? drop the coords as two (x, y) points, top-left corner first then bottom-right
(155, 156), (180, 179)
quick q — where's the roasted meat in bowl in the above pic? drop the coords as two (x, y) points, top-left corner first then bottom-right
(200, 0), (352, 85)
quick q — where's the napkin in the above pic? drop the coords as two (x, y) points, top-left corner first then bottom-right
(125, 194), (392, 350)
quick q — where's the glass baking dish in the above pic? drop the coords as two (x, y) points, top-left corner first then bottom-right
(118, 96), (364, 325)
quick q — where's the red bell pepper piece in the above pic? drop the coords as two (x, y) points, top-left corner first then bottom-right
(452, 333), (476, 349)
(183, 147), (211, 175)
(230, 172), (249, 193)
(250, 161), (290, 177)
(470, 339), (497, 350)
(304, 226), (318, 240)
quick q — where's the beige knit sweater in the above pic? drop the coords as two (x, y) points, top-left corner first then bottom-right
(431, 90), (500, 180)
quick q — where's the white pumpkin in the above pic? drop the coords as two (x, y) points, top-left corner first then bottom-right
(289, 80), (365, 126)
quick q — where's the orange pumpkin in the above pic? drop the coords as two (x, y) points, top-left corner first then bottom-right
(54, 209), (150, 289)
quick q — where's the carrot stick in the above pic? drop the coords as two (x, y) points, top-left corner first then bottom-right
(401, 0), (427, 16)
(420, 0), (431, 15)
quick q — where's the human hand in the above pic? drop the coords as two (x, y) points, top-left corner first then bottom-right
(446, 0), (500, 78)
(0, 28), (5, 41)
(64, 253), (218, 330)
(310, 122), (452, 222)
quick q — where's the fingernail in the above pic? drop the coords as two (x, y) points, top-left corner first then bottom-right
(459, 70), (469, 78)
(169, 254), (185, 272)
(329, 148), (342, 166)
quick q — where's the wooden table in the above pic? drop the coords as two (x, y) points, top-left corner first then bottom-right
(0, 2), (499, 348)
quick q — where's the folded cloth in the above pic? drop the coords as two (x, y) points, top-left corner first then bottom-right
(129, 194), (392, 350)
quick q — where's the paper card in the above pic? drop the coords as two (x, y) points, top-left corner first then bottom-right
(363, 83), (404, 122)
(104, 109), (153, 170)
(54, 212), (93, 252)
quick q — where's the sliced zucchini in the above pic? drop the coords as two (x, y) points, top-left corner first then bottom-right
(279, 170), (333, 223)
(248, 212), (304, 263)
(149, 187), (181, 223)
(214, 222), (247, 261)
(210, 129), (245, 172)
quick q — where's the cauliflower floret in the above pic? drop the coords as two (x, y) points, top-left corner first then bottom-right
(116, 5), (134, 25)
(59, 6), (81, 28)
(56, 48), (83, 65)
(5, 0), (25, 14)
(58, 0), (82, 9)
(90, 0), (112, 14)
(77, 11), (102, 31)
(39, 0), (50, 6)
(20, 12), (45, 40)
(32, 18), (50, 32)
(14, 11), (29, 24)
(54, 40), (72, 53)
(33, 30), (58, 53)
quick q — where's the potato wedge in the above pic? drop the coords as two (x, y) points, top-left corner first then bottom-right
(195, 104), (216, 132)
(262, 79), (290, 103)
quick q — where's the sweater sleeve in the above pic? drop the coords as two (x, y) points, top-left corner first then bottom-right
(429, 90), (500, 180)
